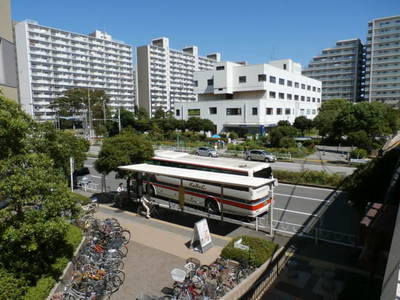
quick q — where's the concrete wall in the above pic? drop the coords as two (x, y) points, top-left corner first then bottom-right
(0, 0), (14, 42)
(136, 45), (151, 114)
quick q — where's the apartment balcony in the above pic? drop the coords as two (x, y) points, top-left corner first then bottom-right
(373, 29), (400, 37)
(373, 58), (400, 65)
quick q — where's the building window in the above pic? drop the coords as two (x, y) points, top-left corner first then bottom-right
(294, 95), (299, 101)
(317, 88), (321, 92)
(226, 108), (242, 115)
(312, 109), (316, 114)
(312, 97), (315, 102)
(252, 107), (258, 115)
(295, 82), (299, 88)
(239, 76), (246, 83)
(283, 64), (287, 70)
(301, 84), (305, 89)
(266, 107), (273, 115)
(279, 78), (285, 85)
(287, 94), (292, 100)
(276, 108), (282, 115)
(175, 109), (180, 116)
(312, 86), (316, 92)
(307, 109), (311, 115)
(285, 108), (291, 115)
(307, 85), (311, 91)
(307, 97), (311, 102)
(279, 93), (285, 99)
(188, 109), (200, 116)
(209, 107), (217, 115)
(301, 96), (305, 101)
(194, 80), (198, 87)
(317, 98), (320, 103)
(269, 91), (276, 98)
(216, 66), (225, 70)
(258, 74), (267, 82)
(207, 79), (213, 86)
(287, 80), (293, 87)
(300, 109), (305, 115)
(270, 76), (276, 83)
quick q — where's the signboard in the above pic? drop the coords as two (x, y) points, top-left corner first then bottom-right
(190, 218), (213, 253)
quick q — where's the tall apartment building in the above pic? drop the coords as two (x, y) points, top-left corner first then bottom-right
(136, 37), (221, 116)
(0, 0), (18, 101)
(176, 59), (321, 132)
(14, 20), (135, 120)
(365, 15), (400, 105)
(302, 39), (364, 102)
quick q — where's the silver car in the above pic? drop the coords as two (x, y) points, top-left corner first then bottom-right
(195, 147), (218, 157)
(246, 149), (276, 162)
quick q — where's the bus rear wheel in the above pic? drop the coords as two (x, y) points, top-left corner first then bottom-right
(205, 198), (220, 215)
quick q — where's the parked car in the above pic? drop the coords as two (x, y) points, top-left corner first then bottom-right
(195, 147), (218, 157)
(245, 149), (276, 162)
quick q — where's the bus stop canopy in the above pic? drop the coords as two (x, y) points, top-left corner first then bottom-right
(119, 163), (274, 188)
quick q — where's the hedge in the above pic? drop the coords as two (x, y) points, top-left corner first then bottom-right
(0, 269), (27, 300)
(221, 236), (278, 267)
(23, 276), (56, 300)
(274, 169), (345, 188)
(71, 192), (91, 205)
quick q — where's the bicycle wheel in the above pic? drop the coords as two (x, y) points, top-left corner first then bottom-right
(120, 229), (131, 244)
(105, 274), (123, 294)
(118, 245), (129, 257)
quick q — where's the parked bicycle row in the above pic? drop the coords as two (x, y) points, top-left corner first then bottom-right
(53, 207), (131, 300)
(138, 256), (255, 300)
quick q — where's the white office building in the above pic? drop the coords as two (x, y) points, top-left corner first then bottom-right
(136, 37), (221, 116)
(15, 20), (135, 120)
(175, 59), (321, 132)
(365, 15), (400, 105)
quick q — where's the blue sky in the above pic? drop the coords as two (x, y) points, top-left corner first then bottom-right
(12, 0), (400, 67)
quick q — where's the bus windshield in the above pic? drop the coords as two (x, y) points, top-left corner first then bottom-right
(254, 167), (272, 179)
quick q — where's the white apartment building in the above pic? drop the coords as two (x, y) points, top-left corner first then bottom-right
(365, 15), (400, 105)
(136, 37), (221, 116)
(175, 59), (321, 132)
(15, 20), (135, 120)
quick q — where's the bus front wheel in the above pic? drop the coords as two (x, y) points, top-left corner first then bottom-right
(205, 198), (220, 215)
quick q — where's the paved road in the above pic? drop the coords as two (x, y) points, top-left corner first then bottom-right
(81, 156), (360, 245)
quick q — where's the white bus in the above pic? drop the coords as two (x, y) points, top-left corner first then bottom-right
(148, 151), (276, 182)
(119, 163), (275, 218)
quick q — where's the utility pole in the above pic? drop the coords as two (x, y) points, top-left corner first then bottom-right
(87, 88), (92, 139)
(118, 107), (121, 133)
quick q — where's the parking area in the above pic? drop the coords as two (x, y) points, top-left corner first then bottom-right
(94, 206), (231, 299)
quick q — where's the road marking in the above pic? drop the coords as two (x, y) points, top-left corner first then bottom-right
(87, 157), (97, 160)
(275, 193), (330, 203)
(91, 175), (102, 179)
(98, 204), (232, 241)
(278, 183), (338, 192)
(273, 207), (319, 217)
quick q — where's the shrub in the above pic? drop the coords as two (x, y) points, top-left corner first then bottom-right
(221, 236), (278, 267)
(65, 224), (83, 250)
(274, 169), (345, 188)
(23, 276), (56, 300)
(71, 192), (90, 205)
(350, 148), (368, 159)
(0, 269), (27, 300)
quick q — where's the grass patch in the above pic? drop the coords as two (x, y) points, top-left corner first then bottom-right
(221, 236), (278, 267)
(23, 276), (56, 300)
(274, 169), (345, 188)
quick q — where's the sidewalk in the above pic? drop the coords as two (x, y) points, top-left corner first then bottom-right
(94, 205), (230, 299)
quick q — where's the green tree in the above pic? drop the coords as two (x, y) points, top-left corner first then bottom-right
(95, 131), (154, 190)
(268, 125), (299, 147)
(347, 130), (372, 151)
(277, 120), (291, 127)
(293, 116), (313, 136)
(0, 154), (80, 278)
(313, 99), (350, 138)
(0, 95), (31, 160)
(29, 123), (89, 178)
(154, 108), (166, 119)
(52, 88), (110, 132)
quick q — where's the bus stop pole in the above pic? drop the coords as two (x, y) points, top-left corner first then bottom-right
(270, 183), (274, 238)
(220, 185), (224, 222)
